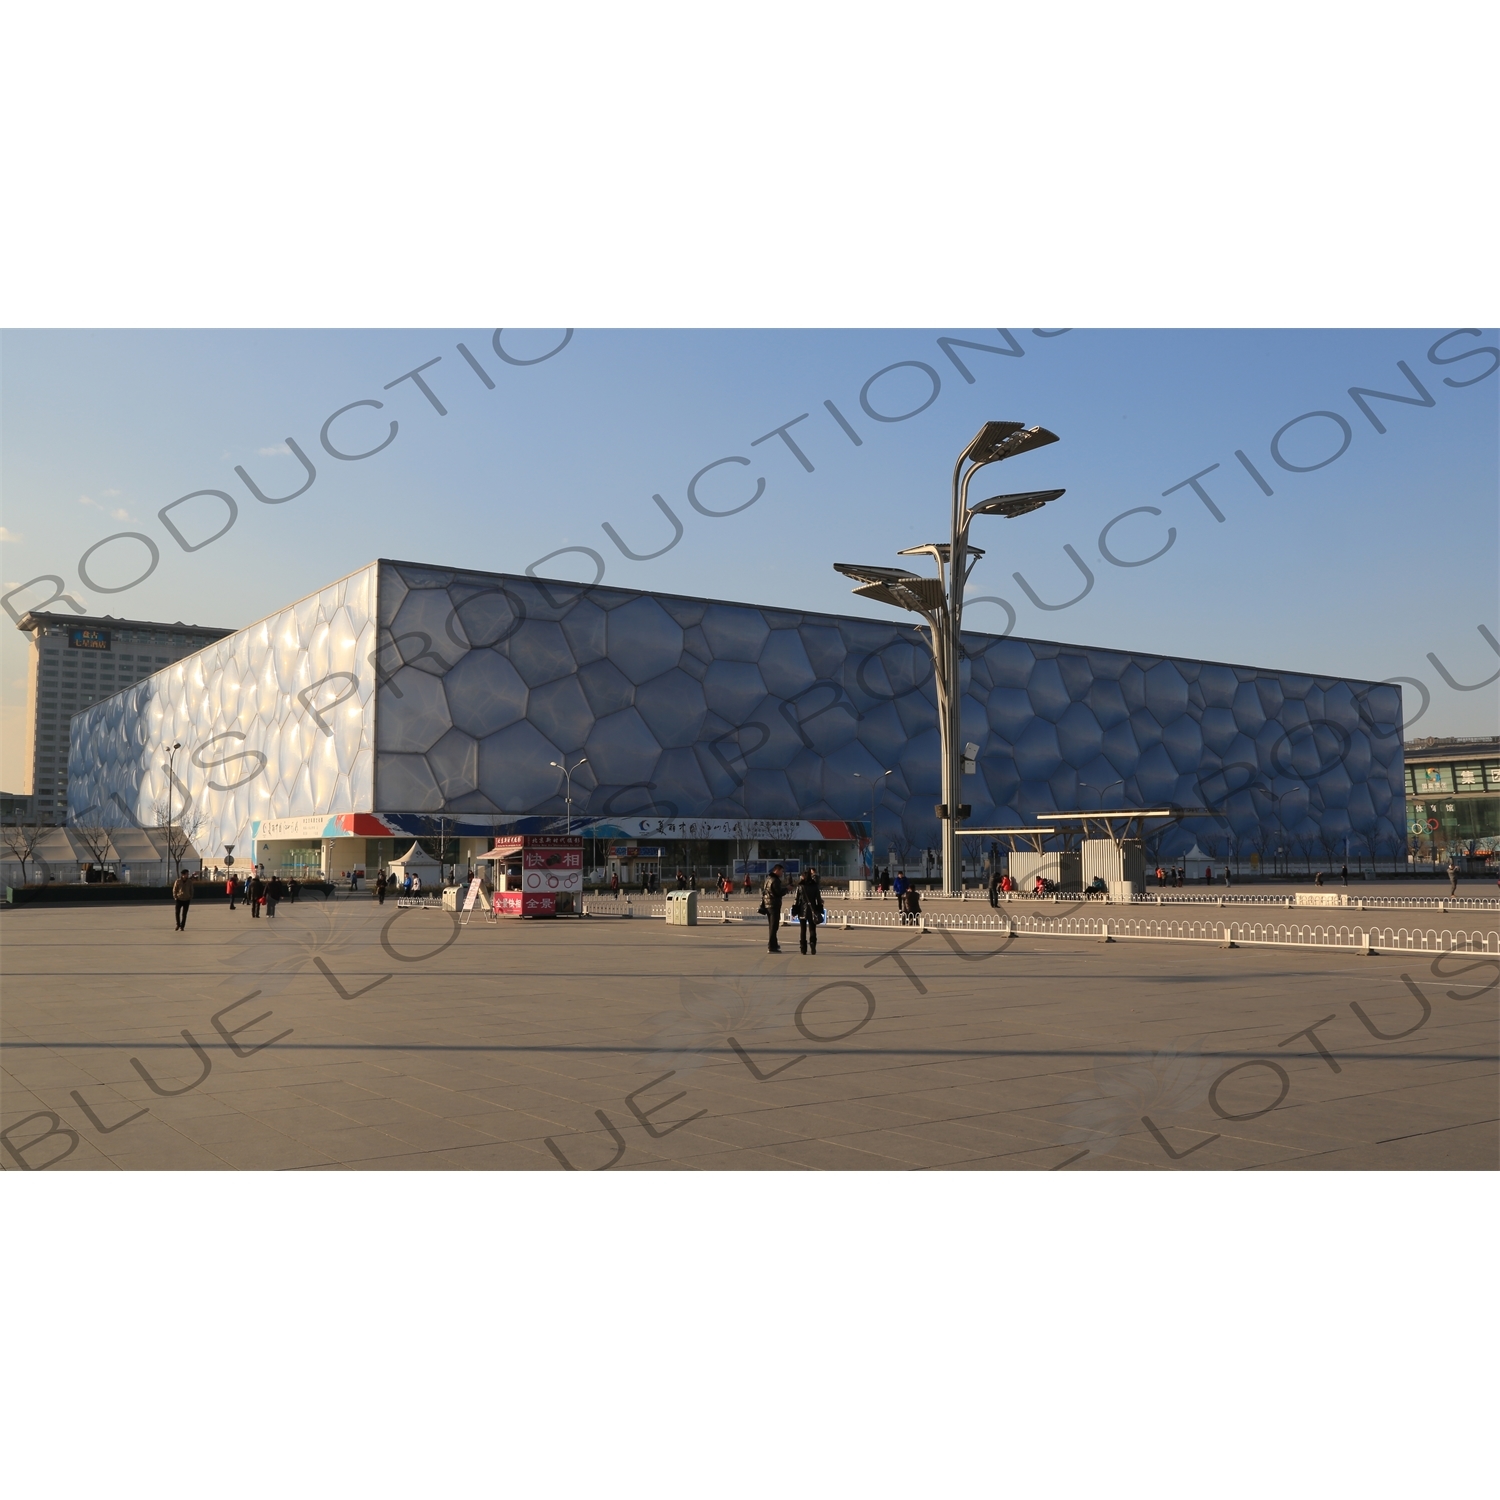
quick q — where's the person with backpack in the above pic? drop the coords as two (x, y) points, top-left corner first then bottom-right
(901, 883), (922, 925)
(760, 863), (787, 953)
(793, 868), (825, 954)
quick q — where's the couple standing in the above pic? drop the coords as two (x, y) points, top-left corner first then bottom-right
(760, 865), (825, 954)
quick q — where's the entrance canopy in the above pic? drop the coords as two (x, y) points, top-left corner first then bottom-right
(1039, 810), (1199, 845)
(963, 826), (1059, 854)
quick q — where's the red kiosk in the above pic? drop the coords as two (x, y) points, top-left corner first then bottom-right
(479, 834), (583, 917)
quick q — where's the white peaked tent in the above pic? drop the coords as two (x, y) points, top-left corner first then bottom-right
(1182, 841), (1213, 879)
(388, 840), (444, 885)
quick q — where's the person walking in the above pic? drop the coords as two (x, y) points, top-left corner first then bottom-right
(901, 883), (922, 926)
(1223, 865), (1232, 888)
(793, 869), (825, 954)
(249, 871), (264, 918)
(760, 863), (787, 953)
(265, 875), (283, 918)
(376, 870), (388, 905)
(226, 872), (239, 911)
(1447, 857), (1459, 896)
(988, 866), (1001, 908)
(172, 867), (193, 931)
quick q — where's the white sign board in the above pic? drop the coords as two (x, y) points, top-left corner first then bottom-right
(462, 876), (485, 911)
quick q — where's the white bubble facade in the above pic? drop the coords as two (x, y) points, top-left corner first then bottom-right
(69, 559), (1408, 863)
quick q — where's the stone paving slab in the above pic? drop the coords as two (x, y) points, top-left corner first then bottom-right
(1, 898), (1496, 1171)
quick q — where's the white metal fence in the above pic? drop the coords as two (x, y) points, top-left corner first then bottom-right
(620, 898), (1498, 955)
(839, 888), (1499, 913)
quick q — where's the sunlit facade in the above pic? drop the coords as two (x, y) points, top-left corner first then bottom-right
(67, 559), (1407, 877)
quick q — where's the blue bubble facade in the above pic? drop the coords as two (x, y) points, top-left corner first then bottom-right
(70, 558), (1407, 863)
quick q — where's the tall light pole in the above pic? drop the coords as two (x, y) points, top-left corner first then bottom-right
(549, 757), (588, 834)
(164, 740), (182, 875)
(852, 769), (893, 877)
(835, 420), (1063, 895)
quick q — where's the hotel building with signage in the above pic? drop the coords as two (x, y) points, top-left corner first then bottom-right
(64, 559), (1407, 882)
(16, 611), (235, 824)
(1404, 739), (1500, 863)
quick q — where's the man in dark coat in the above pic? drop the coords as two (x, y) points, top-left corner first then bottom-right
(172, 868), (193, 931)
(761, 864), (787, 953)
(793, 869), (825, 954)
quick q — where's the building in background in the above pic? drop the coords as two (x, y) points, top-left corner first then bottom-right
(16, 611), (234, 824)
(1, 792), (35, 822)
(65, 560), (1407, 881)
(1403, 738), (1500, 866)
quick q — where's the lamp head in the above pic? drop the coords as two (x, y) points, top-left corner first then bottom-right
(968, 488), (1066, 520)
(963, 423), (1060, 466)
(833, 562), (923, 586)
(961, 421), (1027, 463)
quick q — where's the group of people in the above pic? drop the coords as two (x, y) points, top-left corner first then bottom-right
(1154, 865), (1234, 887)
(220, 869), (295, 921)
(758, 864), (828, 953)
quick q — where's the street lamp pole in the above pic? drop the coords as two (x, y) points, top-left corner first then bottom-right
(853, 769), (893, 878)
(835, 421), (1062, 896)
(550, 758), (588, 835)
(164, 740), (181, 876)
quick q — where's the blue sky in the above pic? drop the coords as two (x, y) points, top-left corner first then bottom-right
(2, 326), (1496, 786)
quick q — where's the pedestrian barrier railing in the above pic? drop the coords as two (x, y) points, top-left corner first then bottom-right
(625, 898), (1498, 955)
(838, 889), (1498, 913)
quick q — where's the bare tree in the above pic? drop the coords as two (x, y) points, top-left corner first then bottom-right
(154, 801), (203, 874)
(1141, 826), (1168, 873)
(960, 834), (989, 885)
(1, 816), (49, 885)
(1249, 820), (1276, 879)
(72, 824), (116, 880)
(1224, 826), (1247, 876)
(888, 829), (918, 877)
(1315, 828), (1341, 874)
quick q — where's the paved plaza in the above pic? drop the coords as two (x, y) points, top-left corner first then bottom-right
(2, 894), (1496, 1171)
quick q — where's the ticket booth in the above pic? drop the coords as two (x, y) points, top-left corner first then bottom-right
(479, 834), (583, 917)
(607, 843), (662, 886)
